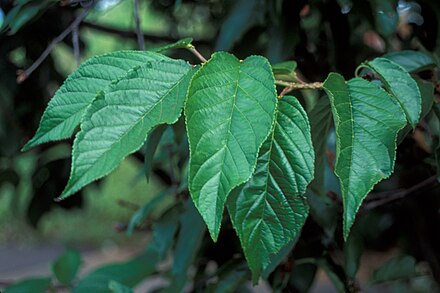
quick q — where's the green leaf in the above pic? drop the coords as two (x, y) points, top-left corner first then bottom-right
(23, 51), (169, 151)
(366, 57), (422, 127)
(308, 97), (333, 195)
(272, 61), (297, 81)
(108, 281), (133, 293)
(185, 52), (277, 241)
(323, 73), (406, 239)
(344, 233), (363, 279)
(143, 124), (167, 181)
(371, 255), (416, 284)
(227, 96), (314, 282)
(370, 0), (398, 37)
(149, 37), (193, 53)
(4, 277), (51, 293)
(215, 0), (265, 51)
(126, 190), (168, 236)
(52, 249), (82, 285)
(162, 200), (206, 292)
(206, 261), (250, 293)
(59, 59), (195, 199)
(384, 50), (436, 73)
(262, 238), (297, 279)
(74, 205), (181, 293)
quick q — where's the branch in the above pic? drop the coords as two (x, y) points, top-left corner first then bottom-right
(72, 24), (81, 67)
(187, 46), (207, 63)
(81, 21), (211, 45)
(17, 7), (91, 83)
(363, 175), (439, 211)
(133, 0), (145, 50)
(275, 80), (323, 97)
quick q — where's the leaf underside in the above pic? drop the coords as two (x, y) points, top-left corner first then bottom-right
(185, 52), (277, 241)
(323, 73), (406, 239)
(23, 51), (169, 151)
(59, 59), (194, 199)
(228, 96), (314, 282)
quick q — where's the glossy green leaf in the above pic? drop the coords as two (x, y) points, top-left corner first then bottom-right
(185, 52), (277, 241)
(108, 281), (133, 293)
(4, 277), (51, 293)
(323, 73), (406, 239)
(149, 37), (193, 53)
(162, 200), (206, 292)
(366, 57), (421, 127)
(384, 50), (436, 73)
(74, 205), (181, 293)
(52, 249), (81, 285)
(308, 97), (333, 195)
(272, 60), (297, 81)
(59, 60), (195, 199)
(228, 96), (314, 282)
(23, 51), (169, 151)
(143, 124), (167, 181)
(371, 255), (416, 284)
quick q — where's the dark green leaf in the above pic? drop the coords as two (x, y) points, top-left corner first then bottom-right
(228, 96), (314, 282)
(272, 61), (297, 81)
(4, 277), (51, 293)
(384, 50), (436, 73)
(262, 238), (297, 279)
(215, 0), (265, 51)
(371, 255), (416, 284)
(52, 249), (82, 285)
(185, 52), (277, 241)
(23, 51), (169, 151)
(366, 57), (422, 127)
(59, 60), (195, 199)
(323, 73), (406, 239)
(344, 233), (363, 279)
(370, 0), (399, 37)
(162, 200), (206, 292)
(143, 124), (168, 181)
(206, 261), (250, 293)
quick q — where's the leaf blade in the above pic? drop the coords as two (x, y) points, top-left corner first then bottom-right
(185, 52), (277, 241)
(59, 59), (195, 199)
(227, 96), (314, 282)
(323, 73), (406, 239)
(23, 51), (169, 151)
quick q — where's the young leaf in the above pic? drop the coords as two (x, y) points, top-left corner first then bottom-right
(227, 96), (314, 282)
(23, 51), (169, 151)
(185, 52), (277, 241)
(272, 60), (297, 81)
(323, 73), (406, 239)
(383, 50), (436, 73)
(366, 57), (422, 127)
(59, 59), (195, 199)
(149, 37), (193, 53)
(52, 249), (82, 285)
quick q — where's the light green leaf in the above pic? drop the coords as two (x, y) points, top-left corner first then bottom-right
(4, 277), (51, 293)
(371, 255), (416, 284)
(149, 37), (193, 53)
(227, 96), (314, 282)
(108, 280), (133, 293)
(23, 51), (169, 151)
(59, 59), (195, 199)
(52, 249), (82, 285)
(384, 50), (436, 73)
(162, 200), (206, 292)
(185, 52), (277, 241)
(323, 73), (406, 239)
(366, 57), (422, 127)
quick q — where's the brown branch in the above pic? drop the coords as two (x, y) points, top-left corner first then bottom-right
(17, 7), (91, 83)
(133, 0), (145, 50)
(363, 175), (439, 211)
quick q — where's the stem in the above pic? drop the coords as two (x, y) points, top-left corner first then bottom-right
(354, 63), (367, 77)
(187, 46), (208, 63)
(275, 80), (323, 97)
(17, 7), (91, 83)
(72, 24), (80, 67)
(133, 0), (145, 50)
